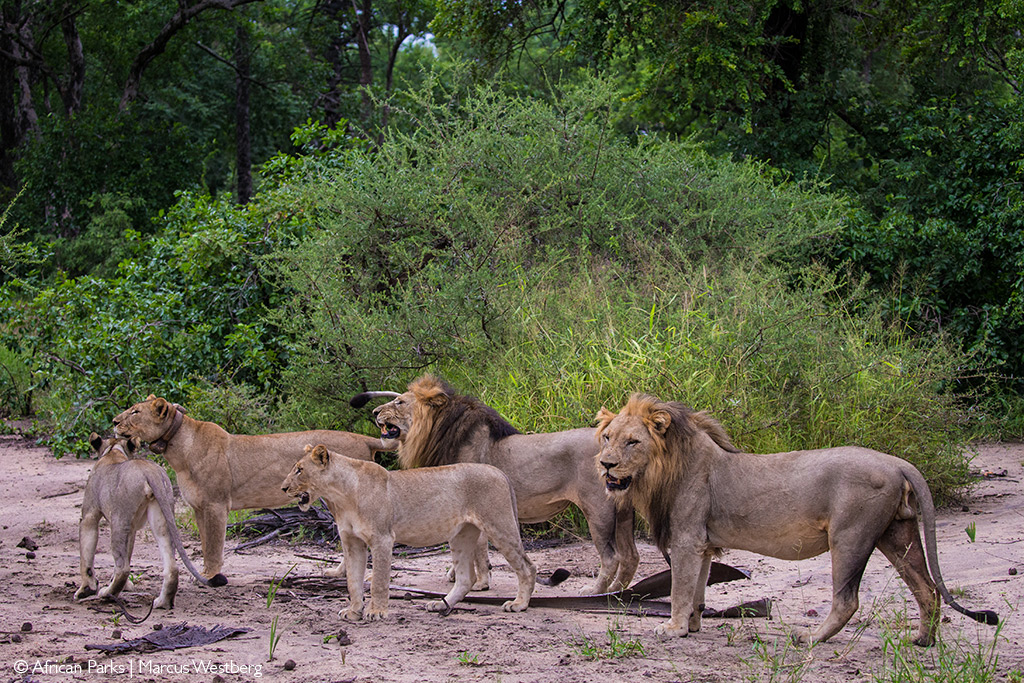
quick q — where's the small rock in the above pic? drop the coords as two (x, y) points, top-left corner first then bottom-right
(213, 675), (225, 683)
(1010, 567), (1018, 576)
(283, 659), (296, 671)
(111, 629), (122, 639)
(806, 609), (818, 617)
(26, 551), (35, 560)
(17, 536), (38, 551)
(21, 622), (32, 632)
(153, 623), (163, 630)
(961, 506), (970, 513)
(11, 634), (21, 643)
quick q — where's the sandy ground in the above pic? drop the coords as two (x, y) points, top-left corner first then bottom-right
(0, 429), (1021, 683)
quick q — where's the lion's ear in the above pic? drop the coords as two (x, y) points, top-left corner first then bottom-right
(146, 394), (157, 401)
(152, 397), (171, 419)
(304, 444), (314, 454)
(90, 433), (103, 452)
(594, 407), (616, 435)
(311, 444), (330, 466)
(126, 437), (140, 455)
(648, 409), (672, 436)
(422, 388), (448, 408)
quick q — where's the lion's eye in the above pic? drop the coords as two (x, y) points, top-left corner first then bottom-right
(602, 434), (609, 442)
(626, 439), (639, 447)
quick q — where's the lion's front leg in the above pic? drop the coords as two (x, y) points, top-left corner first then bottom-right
(194, 504), (229, 587)
(365, 534), (394, 621)
(577, 497), (620, 595)
(340, 534), (367, 622)
(688, 554), (713, 633)
(656, 537), (706, 637)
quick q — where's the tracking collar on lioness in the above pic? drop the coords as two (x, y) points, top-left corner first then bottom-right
(150, 403), (187, 454)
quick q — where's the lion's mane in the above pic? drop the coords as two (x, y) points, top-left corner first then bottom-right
(608, 394), (739, 553)
(401, 375), (520, 469)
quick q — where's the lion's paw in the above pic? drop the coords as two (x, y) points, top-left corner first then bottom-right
(791, 629), (812, 646)
(501, 599), (528, 613)
(340, 607), (362, 622)
(688, 612), (703, 633)
(364, 607), (388, 622)
(152, 597), (174, 610)
(97, 586), (115, 599)
(75, 585), (97, 601)
(654, 621), (688, 637)
(425, 600), (452, 615)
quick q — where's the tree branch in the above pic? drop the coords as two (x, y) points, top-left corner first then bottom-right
(119, 0), (263, 110)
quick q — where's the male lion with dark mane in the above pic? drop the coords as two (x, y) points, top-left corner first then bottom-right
(595, 393), (998, 645)
(113, 395), (394, 584)
(351, 375), (638, 594)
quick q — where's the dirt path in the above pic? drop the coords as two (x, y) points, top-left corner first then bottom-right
(1, 431), (1021, 682)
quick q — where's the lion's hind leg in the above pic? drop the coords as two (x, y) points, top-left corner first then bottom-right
(97, 514), (137, 600)
(876, 518), (940, 647)
(806, 532), (877, 645)
(483, 523), (536, 612)
(146, 498), (180, 610)
(76, 510), (101, 600)
(427, 525), (480, 614)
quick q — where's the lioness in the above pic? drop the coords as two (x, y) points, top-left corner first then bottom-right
(595, 393), (999, 645)
(282, 444), (536, 620)
(77, 433), (210, 609)
(351, 375), (639, 594)
(113, 395), (394, 584)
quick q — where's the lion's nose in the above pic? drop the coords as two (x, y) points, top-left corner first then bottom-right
(281, 486), (288, 493)
(599, 461), (615, 472)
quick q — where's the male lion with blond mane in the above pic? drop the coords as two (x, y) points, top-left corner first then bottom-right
(351, 375), (638, 595)
(595, 393), (998, 645)
(282, 444), (535, 620)
(113, 395), (393, 585)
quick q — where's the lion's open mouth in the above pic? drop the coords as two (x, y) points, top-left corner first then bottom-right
(380, 423), (401, 440)
(604, 475), (633, 491)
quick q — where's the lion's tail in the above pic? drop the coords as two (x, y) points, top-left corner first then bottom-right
(349, 390), (400, 409)
(148, 472), (214, 589)
(903, 463), (999, 626)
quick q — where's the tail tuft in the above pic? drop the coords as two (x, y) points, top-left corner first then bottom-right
(350, 393), (371, 409)
(952, 602), (999, 626)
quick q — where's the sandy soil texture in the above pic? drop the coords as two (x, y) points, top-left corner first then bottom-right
(0, 431), (1021, 682)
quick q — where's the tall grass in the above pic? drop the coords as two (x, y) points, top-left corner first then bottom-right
(441, 259), (973, 503)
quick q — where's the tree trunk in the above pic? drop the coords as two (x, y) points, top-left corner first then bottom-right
(59, 2), (85, 115)
(234, 22), (252, 205)
(353, 0), (373, 127)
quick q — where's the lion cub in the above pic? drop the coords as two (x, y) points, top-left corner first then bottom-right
(282, 444), (536, 621)
(77, 433), (209, 609)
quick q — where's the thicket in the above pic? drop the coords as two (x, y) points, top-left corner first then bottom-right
(0, 76), (976, 500)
